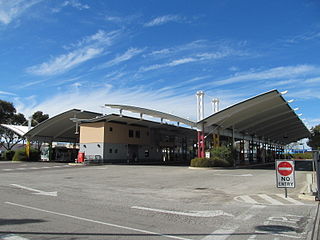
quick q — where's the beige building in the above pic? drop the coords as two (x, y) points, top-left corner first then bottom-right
(79, 115), (197, 163)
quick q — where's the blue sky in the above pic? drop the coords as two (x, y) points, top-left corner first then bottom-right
(0, 0), (320, 128)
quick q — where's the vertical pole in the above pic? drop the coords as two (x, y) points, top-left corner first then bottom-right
(48, 141), (53, 161)
(201, 130), (205, 158)
(232, 126), (236, 167)
(26, 116), (32, 160)
(197, 131), (201, 158)
(285, 187), (288, 198)
(314, 151), (320, 201)
(196, 91), (205, 158)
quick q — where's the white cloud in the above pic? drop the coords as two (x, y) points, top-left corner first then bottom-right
(140, 49), (235, 72)
(15, 84), (244, 123)
(0, 0), (42, 25)
(16, 86), (198, 121)
(0, 90), (16, 96)
(62, 0), (89, 10)
(27, 47), (103, 76)
(148, 48), (171, 56)
(285, 31), (320, 44)
(304, 76), (320, 84)
(306, 118), (320, 128)
(65, 30), (119, 50)
(101, 48), (144, 68)
(144, 15), (182, 27)
(27, 30), (120, 76)
(214, 65), (319, 86)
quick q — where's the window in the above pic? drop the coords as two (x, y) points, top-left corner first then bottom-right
(109, 148), (112, 153)
(146, 131), (149, 136)
(129, 130), (134, 138)
(115, 149), (118, 154)
(109, 127), (113, 132)
(135, 130), (140, 138)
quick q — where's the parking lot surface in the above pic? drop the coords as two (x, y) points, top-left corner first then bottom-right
(0, 161), (317, 240)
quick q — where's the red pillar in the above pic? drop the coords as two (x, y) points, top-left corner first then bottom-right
(197, 131), (205, 158)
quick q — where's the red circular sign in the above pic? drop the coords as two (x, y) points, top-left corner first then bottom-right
(278, 162), (293, 176)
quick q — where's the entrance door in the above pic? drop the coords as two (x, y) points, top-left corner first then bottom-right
(128, 144), (139, 163)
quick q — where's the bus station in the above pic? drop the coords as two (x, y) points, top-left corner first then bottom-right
(1, 89), (310, 165)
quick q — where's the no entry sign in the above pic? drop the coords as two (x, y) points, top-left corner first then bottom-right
(276, 160), (295, 188)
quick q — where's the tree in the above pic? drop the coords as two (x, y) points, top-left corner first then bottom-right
(0, 100), (26, 150)
(0, 100), (16, 123)
(31, 111), (49, 126)
(307, 125), (320, 150)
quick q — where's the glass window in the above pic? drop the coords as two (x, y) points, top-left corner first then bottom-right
(109, 127), (113, 132)
(109, 148), (112, 153)
(129, 130), (134, 138)
(135, 130), (140, 138)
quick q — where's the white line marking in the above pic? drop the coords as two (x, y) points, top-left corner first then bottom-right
(5, 202), (191, 240)
(201, 205), (265, 240)
(0, 234), (30, 240)
(16, 168), (26, 170)
(10, 184), (57, 197)
(286, 214), (304, 217)
(238, 195), (259, 204)
(2, 169), (13, 171)
(213, 173), (253, 177)
(132, 206), (233, 217)
(258, 194), (284, 205)
(201, 228), (237, 240)
(41, 166), (51, 169)
(255, 231), (301, 239)
(275, 194), (304, 205)
(28, 167), (39, 170)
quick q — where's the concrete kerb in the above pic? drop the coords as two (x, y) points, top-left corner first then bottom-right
(310, 202), (320, 240)
(188, 162), (274, 170)
(298, 172), (317, 201)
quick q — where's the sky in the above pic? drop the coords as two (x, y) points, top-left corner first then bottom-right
(0, 0), (320, 129)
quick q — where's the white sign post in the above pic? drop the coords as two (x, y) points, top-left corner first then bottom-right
(276, 160), (295, 198)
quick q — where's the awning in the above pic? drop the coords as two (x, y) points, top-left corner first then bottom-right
(0, 124), (30, 137)
(106, 104), (196, 127)
(24, 109), (102, 142)
(198, 90), (310, 144)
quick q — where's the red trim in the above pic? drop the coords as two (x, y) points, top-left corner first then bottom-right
(197, 131), (205, 158)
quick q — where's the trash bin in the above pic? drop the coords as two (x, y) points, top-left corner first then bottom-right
(77, 152), (85, 163)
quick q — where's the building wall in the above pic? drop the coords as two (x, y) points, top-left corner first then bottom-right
(104, 122), (151, 145)
(80, 122), (104, 143)
(79, 121), (196, 163)
(80, 143), (104, 158)
(103, 143), (127, 162)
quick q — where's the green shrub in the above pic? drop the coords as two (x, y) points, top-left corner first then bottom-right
(292, 152), (313, 159)
(210, 146), (234, 166)
(211, 156), (232, 167)
(190, 158), (215, 167)
(12, 148), (40, 162)
(190, 156), (232, 167)
(4, 150), (15, 161)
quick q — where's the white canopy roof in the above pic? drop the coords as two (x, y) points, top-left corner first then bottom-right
(106, 104), (197, 127)
(24, 109), (102, 142)
(0, 124), (31, 137)
(198, 90), (310, 144)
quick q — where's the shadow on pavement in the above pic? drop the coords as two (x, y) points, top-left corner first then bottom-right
(0, 218), (46, 226)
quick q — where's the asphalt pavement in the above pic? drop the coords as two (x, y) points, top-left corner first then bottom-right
(0, 161), (318, 240)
